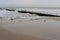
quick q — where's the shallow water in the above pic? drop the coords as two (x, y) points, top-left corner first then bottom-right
(0, 8), (60, 19)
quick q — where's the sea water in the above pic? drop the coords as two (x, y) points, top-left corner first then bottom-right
(0, 7), (60, 21)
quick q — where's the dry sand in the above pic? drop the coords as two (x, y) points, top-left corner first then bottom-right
(0, 18), (60, 40)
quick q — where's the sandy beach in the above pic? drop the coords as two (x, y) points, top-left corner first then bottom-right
(0, 19), (42, 40)
(0, 18), (60, 40)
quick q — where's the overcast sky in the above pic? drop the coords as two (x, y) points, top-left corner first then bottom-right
(0, 0), (60, 7)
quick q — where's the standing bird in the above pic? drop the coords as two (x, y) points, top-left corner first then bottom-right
(10, 17), (14, 22)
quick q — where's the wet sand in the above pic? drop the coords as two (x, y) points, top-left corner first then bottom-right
(0, 22), (42, 40)
(0, 18), (60, 40)
(47, 17), (60, 21)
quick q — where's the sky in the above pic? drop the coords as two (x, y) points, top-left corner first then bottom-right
(0, 0), (60, 7)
